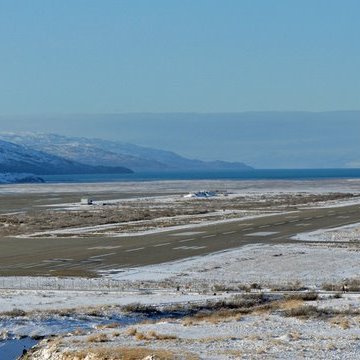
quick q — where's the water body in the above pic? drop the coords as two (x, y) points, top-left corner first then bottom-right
(0, 313), (140, 360)
(0, 309), (188, 359)
(0, 338), (38, 360)
(42, 168), (360, 183)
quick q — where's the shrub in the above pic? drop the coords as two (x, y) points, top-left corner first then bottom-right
(283, 305), (332, 319)
(2, 308), (26, 317)
(87, 333), (109, 343)
(286, 291), (319, 301)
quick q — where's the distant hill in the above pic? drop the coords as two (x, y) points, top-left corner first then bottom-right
(0, 133), (253, 172)
(0, 173), (45, 184)
(0, 139), (133, 175)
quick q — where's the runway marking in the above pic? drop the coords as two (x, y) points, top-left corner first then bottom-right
(179, 238), (195, 243)
(243, 228), (254, 231)
(296, 223), (311, 227)
(153, 242), (171, 247)
(274, 222), (286, 225)
(222, 231), (236, 235)
(246, 231), (279, 237)
(173, 246), (207, 250)
(89, 253), (116, 259)
(125, 247), (145, 252)
(289, 220), (298, 223)
(259, 225), (270, 228)
(81, 259), (102, 263)
(22, 263), (45, 269)
(238, 223), (253, 227)
(304, 217), (313, 220)
(170, 231), (205, 237)
(337, 216), (350, 219)
(202, 234), (216, 239)
(88, 246), (122, 250)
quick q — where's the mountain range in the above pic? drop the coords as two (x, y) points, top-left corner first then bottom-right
(0, 132), (252, 177)
(0, 138), (132, 176)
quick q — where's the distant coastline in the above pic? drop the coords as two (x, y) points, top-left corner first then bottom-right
(41, 168), (360, 183)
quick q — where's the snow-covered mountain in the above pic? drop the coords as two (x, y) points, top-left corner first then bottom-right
(0, 173), (45, 184)
(0, 139), (133, 175)
(0, 133), (253, 172)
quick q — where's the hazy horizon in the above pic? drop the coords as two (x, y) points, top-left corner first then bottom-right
(0, 111), (359, 169)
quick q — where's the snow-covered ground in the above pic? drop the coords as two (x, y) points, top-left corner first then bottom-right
(2, 179), (360, 358)
(0, 241), (359, 329)
(2, 220), (360, 358)
(293, 223), (360, 243)
(22, 292), (360, 360)
(1, 177), (360, 194)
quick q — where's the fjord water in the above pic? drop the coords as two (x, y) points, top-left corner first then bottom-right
(42, 168), (360, 183)
(0, 338), (38, 360)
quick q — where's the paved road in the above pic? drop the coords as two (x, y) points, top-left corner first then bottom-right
(1, 204), (360, 276)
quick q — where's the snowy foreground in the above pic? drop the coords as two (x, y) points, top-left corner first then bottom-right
(2, 237), (360, 359)
(1, 179), (360, 359)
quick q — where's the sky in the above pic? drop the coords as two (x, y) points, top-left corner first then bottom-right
(0, 1), (359, 168)
(0, 0), (359, 114)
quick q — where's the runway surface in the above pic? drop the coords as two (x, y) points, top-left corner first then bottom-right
(1, 204), (359, 276)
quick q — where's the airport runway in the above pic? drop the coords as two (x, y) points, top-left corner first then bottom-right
(1, 204), (360, 276)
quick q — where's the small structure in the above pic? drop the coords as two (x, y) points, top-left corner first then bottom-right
(81, 198), (93, 205)
(183, 191), (218, 199)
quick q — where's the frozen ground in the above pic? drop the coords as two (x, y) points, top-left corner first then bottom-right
(3, 221), (360, 359)
(2, 177), (360, 194)
(293, 222), (360, 243)
(1, 179), (360, 358)
(23, 292), (360, 360)
(1, 238), (359, 316)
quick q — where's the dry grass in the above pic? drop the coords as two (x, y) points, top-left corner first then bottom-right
(221, 349), (243, 357)
(183, 309), (242, 325)
(126, 327), (138, 336)
(134, 330), (177, 341)
(270, 280), (307, 292)
(283, 305), (335, 319)
(286, 291), (319, 301)
(95, 322), (120, 330)
(87, 333), (109, 343)
(72, 328), (87, 336)
(323, 278), (360, 292)
(287, 331), (302, 341)
(330, 316), (351, 329)
(122, 302), (160, 315)
(274, 298), (304, 311)
(63, 346), (198, 360)
(1, 308), (27, 317)
(180, 293), (323, 324)
(127, 327), (177, 341)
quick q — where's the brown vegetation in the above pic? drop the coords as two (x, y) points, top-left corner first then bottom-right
(62, 346), (198, 360)
(87, 333), (109, 343)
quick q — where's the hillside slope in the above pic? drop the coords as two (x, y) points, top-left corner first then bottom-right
(0, 139), (133, 175)
(0, 133), (253, 171)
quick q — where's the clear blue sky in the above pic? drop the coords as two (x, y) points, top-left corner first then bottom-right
(0, 0), (359, 114)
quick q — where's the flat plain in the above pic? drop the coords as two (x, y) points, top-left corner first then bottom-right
(2, 179), (360, 359)
(0, 180), (359, 277)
